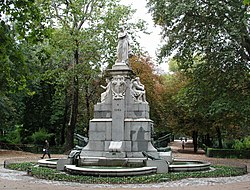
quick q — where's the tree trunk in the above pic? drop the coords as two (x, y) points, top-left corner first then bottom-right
(216, 126), (223, 148)
(61, 89), (70, 146)
(65, 77), (79, 151)
(64, 47), (79, 151)
(205, 133), (211, 147)
(192, 130), (198, 153)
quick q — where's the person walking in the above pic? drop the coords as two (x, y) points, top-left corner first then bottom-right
(182, 140), (185, 150)
(41, 140), (51, 159)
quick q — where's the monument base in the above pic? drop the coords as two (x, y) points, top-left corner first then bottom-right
(146, 160), (169, 173)
(105, 152), (126, 158)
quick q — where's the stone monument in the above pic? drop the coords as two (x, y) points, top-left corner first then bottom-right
(80, 28), (159, 160)
(41, 29), (172, 175)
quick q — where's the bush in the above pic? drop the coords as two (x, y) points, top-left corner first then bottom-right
(31, 129), (53, 145)
(206, 148), (250, 159)
(6, 127), (21, 144)
(0, 125), (22, 144)
(233, 136), (250, 150)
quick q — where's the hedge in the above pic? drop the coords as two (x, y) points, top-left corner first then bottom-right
(206, 148), (250, 159)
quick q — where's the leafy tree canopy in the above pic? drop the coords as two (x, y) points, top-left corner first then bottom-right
(147, 0), (249, 65)
(147, 0), (250, 147)
(244, 0), (250, 5)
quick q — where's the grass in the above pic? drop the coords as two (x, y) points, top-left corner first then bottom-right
(6, 162), (247, 184)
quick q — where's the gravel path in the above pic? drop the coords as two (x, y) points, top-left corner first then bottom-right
(0, 141), (249, 190)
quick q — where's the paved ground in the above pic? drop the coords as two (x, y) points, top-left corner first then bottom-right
(172, 140), (250, 173)
(0, 140), (249, 190)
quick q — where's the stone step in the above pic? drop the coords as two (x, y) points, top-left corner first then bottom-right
(81, 157), (100, 165)
(65, 164), (157, 176)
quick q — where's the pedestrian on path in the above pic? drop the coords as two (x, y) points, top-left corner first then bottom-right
(41, 140), (51, 159)
(182, 140), (185, 149)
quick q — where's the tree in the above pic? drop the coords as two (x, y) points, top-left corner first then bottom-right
(147, 0), (250, 148)
(147, 0), (250, 63)
(0, 21), (27, 137)
(1, 0), (149, 151)
(27, 0), (147, 150)
(130, 55), (169, 135)
(0, 0), (48, 42)
(0, 0), (50, 139)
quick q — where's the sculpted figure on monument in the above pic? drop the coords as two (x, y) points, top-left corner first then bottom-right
(100, 78), (111, 103)
(116, 27), (129, 64)
(131, 77), (146, 102)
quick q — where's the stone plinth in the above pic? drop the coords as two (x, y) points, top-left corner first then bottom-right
(146, 160), (169, 173)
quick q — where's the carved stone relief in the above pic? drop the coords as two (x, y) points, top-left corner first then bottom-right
(111, 75), (126, 100)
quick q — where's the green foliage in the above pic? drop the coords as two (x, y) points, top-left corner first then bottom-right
(206, 148), (250, 159)
(31, 129), (53, 145)
(148, 0), (250, 148)
(233, 136), (250, 150)
(0, 0), (42, 137)
(243, 0), (250, 5)
(168, 59), (179, 73)
(1, 0), (149, 150)
(0, 0), (48, 41)
(160, 72), (190, 136)
(148, 0), (250, 64)
(7, 162), (35, 171)
(233, 140), (245, 150)
(35, 0), (148, 150)
(4, 125), (21, 144)
(7, 163), (246, 183)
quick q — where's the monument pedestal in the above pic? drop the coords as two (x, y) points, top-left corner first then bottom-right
(80, 64), (158, 160)
(105, 152), (126, 158)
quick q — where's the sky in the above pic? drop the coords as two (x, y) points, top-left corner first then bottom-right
(120, 0), (169, 73)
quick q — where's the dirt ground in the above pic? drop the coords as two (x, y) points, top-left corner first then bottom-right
(0, 141), (249, 190)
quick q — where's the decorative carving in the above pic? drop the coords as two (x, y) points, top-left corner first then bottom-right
(130, 77), (147, 102)
(111, 76), (126, 99)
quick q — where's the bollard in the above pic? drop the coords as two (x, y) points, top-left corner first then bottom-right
(27, 168), (32, 175)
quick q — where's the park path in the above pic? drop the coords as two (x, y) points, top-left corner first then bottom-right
(0, 141), (249, 190)
(171, 140), (250, 172)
